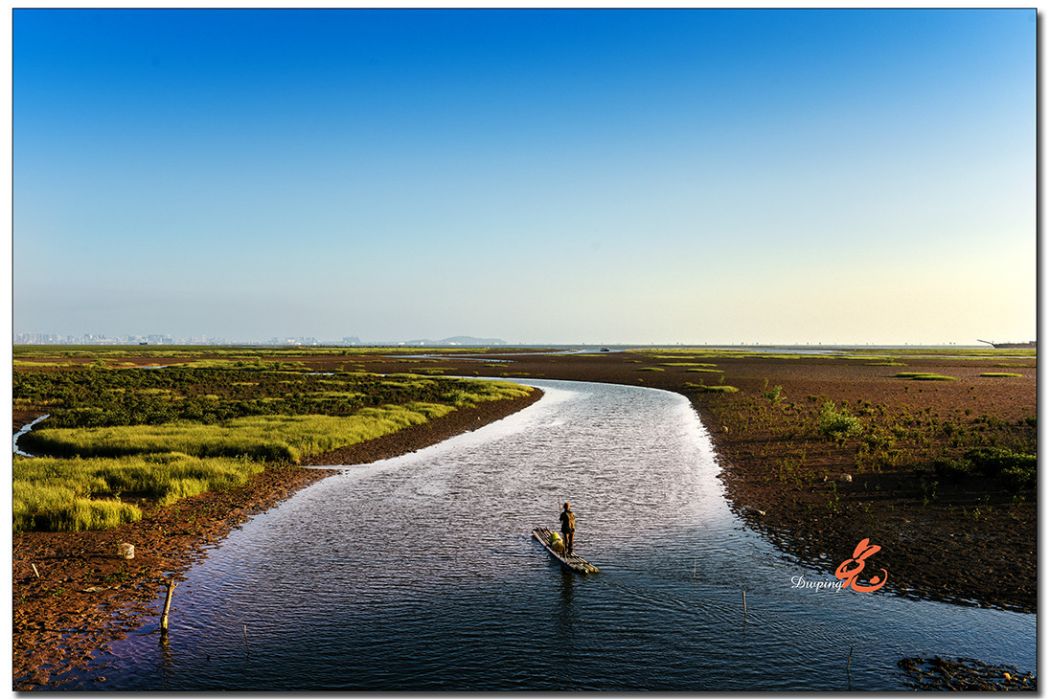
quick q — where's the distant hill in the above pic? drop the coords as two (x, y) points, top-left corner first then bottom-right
(402, 336), (506, 346)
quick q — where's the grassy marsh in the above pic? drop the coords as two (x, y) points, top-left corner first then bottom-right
(14, 453), (262, 532)
(14, 350), (534, 530)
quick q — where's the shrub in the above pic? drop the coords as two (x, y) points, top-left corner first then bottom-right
(934, 448), (1035, 489)
(965, 447), (1036, 479)
(818, 402), (862, 441)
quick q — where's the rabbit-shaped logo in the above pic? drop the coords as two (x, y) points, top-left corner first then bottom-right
(834, 538), (888, 593)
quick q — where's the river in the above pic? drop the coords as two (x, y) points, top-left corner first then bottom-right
(76, 379), (1034, 690)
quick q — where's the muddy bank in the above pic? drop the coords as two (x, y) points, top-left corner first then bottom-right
(12, 391), (541, 690)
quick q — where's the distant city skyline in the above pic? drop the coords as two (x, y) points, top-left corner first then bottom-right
(14, 330), (1031, 348)
(14, 9), (1035, 345)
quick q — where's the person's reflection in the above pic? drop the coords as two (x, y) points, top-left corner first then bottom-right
(554, 569), (576, 683)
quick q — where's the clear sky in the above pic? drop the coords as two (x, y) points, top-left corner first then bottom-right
(14, 9), (1035, 344)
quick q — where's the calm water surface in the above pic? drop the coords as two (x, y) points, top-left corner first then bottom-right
(82, 379), (1034, 690)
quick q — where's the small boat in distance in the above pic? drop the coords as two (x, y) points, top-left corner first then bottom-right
(531, 528), (600, 575)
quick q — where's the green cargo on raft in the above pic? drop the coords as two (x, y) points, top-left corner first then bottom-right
(532, 527), (599, 575)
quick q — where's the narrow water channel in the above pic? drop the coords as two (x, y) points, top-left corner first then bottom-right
(81, 379), (1034, 690)
(13, 413), (49, 457)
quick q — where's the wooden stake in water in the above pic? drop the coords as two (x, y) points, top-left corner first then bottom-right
(847, 645), (854, 689)
(242, 624), (251, 656)
(160, 578), (178, 634)
(742, 590), (747, 618)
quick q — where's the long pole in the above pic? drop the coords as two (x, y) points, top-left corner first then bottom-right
(160, 578), (178, 634)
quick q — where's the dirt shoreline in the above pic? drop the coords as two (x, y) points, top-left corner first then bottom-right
(12, 390), (541, 690)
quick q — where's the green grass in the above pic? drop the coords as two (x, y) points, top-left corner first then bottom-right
(21, 378), (532, 464)
(27, 404), (458, 463)
(638, 366), (665, 372)
(658, 362), (719, 368)
(13, 453), (263, 532)
(979, 372), (1023, 378)
(895, 372), (958, 381)
(13, 359), (78, 368)
(14, 365), (530, 429)
(686, 368), (723, 374)
(865, 361), (906, 367)
(686, 383), (739, 393)
(14, 353), (535, 530)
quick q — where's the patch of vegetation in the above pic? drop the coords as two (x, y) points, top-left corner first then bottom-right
(13, 351), (536, 531)
(13, 453), (263, 531)
(933, 447), (1036, 489)
(895, 372), (958, 381)
(686, 383), (739, 393)
(14, 366), (528, 428)
(762, 384), (784, 404)
(979, 372), (1023, 378)
(25, 402), (496, 463)
(638, 367), (665, 372)
(818, 401), (862, 441)
(13, 360), (77, 368)
(658, 362), (718, 368)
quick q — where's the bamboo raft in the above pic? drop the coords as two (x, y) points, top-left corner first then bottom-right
(531, 528), (600, 575)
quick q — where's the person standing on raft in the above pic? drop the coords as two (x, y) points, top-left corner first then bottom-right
(559, 501), (576, 555)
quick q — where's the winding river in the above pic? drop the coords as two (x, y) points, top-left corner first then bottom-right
(80, 379), (1034, 690)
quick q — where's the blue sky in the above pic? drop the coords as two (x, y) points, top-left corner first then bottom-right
(14, 9), (1035, 344)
